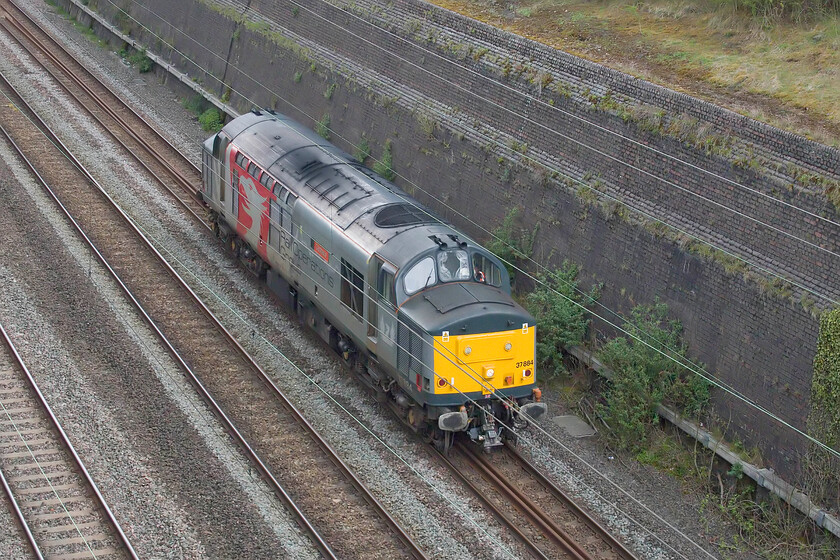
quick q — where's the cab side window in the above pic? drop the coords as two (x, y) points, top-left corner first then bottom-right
(472, 253), (502, 286)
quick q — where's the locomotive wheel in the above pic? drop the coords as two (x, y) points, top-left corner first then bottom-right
(229, 238), (239, 256)
(341, 350), (356, 369)
(407, 406), (424, 429)
(431, 427), (452, 454)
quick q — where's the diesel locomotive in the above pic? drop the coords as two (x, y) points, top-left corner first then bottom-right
(200, 110), (545, 450)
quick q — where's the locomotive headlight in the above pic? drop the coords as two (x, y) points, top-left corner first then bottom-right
(504, 342), (512, 351)
(483, 366), (495, 378)
(464, 346), (472, 356)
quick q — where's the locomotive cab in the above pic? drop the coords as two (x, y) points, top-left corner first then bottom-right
(391, 242), (545, 449)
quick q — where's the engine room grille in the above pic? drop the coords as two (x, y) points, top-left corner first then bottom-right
(397, 321), (424, 375)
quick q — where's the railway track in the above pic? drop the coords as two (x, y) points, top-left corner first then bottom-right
(0, 0), (206, 223)
(0, 56), (425, 560)
(1, 4), (643, 557)
(0, 322), (137, 560)
(440, 439), (638, 560)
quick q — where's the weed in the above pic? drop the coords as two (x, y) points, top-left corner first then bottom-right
(373, 140), (395, 181)
(472, 47), (489, 61)
(417, 112), (438, 138)
(315, 113), (331, 140)
(404, 18), (422, 36)
(182, 95), (205, 116)
(294, 71), (302, 83)
(324, 83), (337, 100)
(353, 136), (371, 163)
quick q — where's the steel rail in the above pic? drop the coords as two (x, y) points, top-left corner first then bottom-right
(6, 0), (200, 183)
(0, 320), (139, 560)
(437, 445), (551, 559)
(0, 71), (338, 560)
(440, 439), (639, 560)
(1, 0), (205, 218)
(461, 444), (590, 559)
(505, 445), (639, 560)
(0, 63), (426, 559)
(0, 449), (43, 560)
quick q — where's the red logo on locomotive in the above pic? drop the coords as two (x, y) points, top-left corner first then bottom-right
(232, 152), (276, 260)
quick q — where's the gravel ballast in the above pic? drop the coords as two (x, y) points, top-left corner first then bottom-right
(0, 1), (776, 558)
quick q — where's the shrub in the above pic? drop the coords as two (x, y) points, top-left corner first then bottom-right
(524, 262), (599, 379)
(597, 301), (710, 450)
(198, 108), (223, 132)
(126, 47), (153, 73)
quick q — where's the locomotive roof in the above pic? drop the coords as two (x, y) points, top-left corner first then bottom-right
(223, 111), (477, 269)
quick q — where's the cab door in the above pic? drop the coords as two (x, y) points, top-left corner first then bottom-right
(366, 255), (397, 363)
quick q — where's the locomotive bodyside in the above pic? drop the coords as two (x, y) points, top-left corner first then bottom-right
(200, 110), (545, 449)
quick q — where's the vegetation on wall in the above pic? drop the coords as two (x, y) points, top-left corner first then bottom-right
(596, 301), (711, 451)
(315, 113), (331, 140)
(805, 308), (840, 509)
(372, 140), (395, 180)
(485, 207), (539, 285)
(353, 135), (371, 164)
(523, 262), (599, 379)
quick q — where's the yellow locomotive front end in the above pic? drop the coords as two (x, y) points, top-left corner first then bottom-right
(432, 324), (537, 397)
(427, 320), (545, 450)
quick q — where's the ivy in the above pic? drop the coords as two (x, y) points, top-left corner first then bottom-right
(805, 308), (840, 508)
(810, 308), (840, 449)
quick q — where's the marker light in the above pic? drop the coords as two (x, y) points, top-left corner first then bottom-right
(437, 378), (447, 387)
(523, 369), (532, 378)
(504, 342), (512, 351)
(464, 346), (472, 356)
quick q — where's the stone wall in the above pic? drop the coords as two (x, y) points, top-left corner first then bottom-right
(68, 0), (839, 481)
